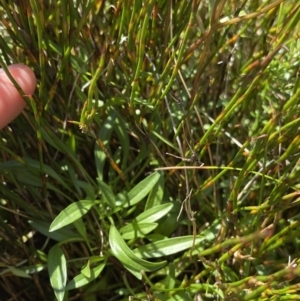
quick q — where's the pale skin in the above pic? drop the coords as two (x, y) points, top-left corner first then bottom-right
(0, 64), (36, 129)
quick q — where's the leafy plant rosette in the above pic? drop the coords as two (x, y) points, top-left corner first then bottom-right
(44, 170), (219, 301)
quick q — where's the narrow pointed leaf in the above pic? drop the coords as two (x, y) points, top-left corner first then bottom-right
(123, 172), (161, 207)
(8, 267), (31, 278)
(109, 225), (166, 275)
(66, 263), (105, 290)
(166, 292), (194, 301)
(135, 203), (173, 223)
(134, 218), (221, 258)
(134, 236), (206, 258)
(48, 245), (67, 301)
(49, 200), (95, 232)
(120, 222), (158, 239)
(146, 172), (164, 209)
(81, 261), (91, 278)
(97, 179), (116, 208)
(29, 220), (81, 242)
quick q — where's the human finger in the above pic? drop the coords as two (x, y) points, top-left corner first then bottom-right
(0, 63), (36, 129)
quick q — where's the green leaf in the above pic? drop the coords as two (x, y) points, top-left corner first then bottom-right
(0, 164), (72, 201)
(66, 263), (105, 290)
(166, 291), (194, 301)
(145, 171), (164, 209)
(97, 178), (116, 208)
(113, 114), (130, 171)
(109, 224), (166, 278)
(76, 181), (96, 200)
(0, 158), (70, 190)
(165, 263), (176, 289)
(8, 267), (31, 278)
(23, 265), (46, 275)
(135, 203), (173, 223)
(41, 127), (71, 154)
(49, 200), (95, 232)
(133, 236), (206, 258)
(153, 202), (180, 237)
(48, 245), (67, 301)
(190, 284), (224, 299)
(123, 264), (143, 280)
(81, 261), (91, 278)
(29, 220), (83, 242)
(124, 172), (161, 208)
(120, 222), (158, 239)
(134, 218), (221, 258)
(152, 130), (177, 149)
(73, 219), (87, 241)
(94, 112), (116, 181)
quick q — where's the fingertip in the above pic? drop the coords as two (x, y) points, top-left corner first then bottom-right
(0, 64), (37, 129)
(6, 64), (37, 95)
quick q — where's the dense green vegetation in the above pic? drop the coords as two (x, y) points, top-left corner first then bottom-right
(1, 0), (300, 300)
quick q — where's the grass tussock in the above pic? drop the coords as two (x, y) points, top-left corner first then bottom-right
(1, 0), (300, 300)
